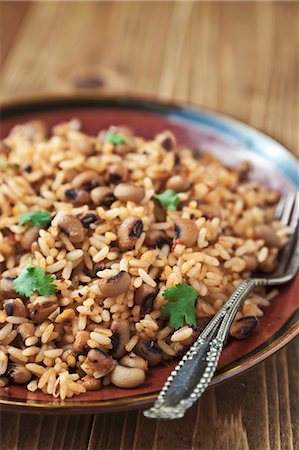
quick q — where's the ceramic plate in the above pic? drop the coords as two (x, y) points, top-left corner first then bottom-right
(1, 93), (298, 414)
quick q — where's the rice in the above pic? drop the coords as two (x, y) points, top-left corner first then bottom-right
(138, 269), (157, 287)
(0, 120), (287, 398)
(7, 346), (28, 363)
(0, 323), (13, 340)
(171, 326), (193, 342)
(89, 332), (111, 346)
(25, 336), (38, 346)
(125, 334), (139, 352)
(22, 346), (41, 357)
(6, 316), (29, 324)
(43, 348), (64, 358)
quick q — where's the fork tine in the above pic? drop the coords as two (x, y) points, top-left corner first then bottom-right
(275, 196), (286, 219)
(290, 192), (299, 229)
(281, 192), (296, 226)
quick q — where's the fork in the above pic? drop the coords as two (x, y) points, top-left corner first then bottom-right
(144, 192), (299, 420)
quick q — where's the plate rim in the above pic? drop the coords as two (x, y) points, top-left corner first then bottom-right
(1, 91), (298, 414)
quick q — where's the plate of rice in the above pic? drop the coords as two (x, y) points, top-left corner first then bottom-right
(0, 93), (298, 414)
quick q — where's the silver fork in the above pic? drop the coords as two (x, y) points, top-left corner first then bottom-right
(144, 193), (299, 420)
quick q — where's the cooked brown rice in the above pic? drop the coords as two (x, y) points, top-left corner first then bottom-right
(0, 120), (289, 399)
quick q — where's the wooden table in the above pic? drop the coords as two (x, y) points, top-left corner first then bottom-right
(0, 2), (298, 449)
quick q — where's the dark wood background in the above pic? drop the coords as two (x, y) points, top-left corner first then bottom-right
(0, 2), (298, 449)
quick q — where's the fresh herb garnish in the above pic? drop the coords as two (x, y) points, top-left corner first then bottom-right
(154, 189), (180, 211)
(0, 157), (20, 170)
(19, 210), (52, 227)
(161, 283), (197, 329)
(13, 260), (57, 297)
(104, 132), (128, 145)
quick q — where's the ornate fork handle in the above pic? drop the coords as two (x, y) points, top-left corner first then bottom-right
(144, 278), (265, 420)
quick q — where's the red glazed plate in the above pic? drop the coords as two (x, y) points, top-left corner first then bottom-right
(0, 93), (298, 414)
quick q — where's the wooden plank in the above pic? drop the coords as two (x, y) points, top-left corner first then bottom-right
(286, 338), (299, 448)
(276, 348), (294, 450)
(35, 415), (59, 450)
(17, 414), (43, 450)
(0, 412), (20, 450)
(0, 1), (30, 66)
(265, 354), (281, 450)
(120, 410), (140, 450)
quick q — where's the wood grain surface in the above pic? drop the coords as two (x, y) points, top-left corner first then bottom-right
(0, 2), (298, 449)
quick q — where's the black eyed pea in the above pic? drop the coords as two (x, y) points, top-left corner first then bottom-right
(113, 183), (145, 204)
(242, 254), (259, 272)
(6, 364), (32, 384)
(57, 214), (85, 244)
(166, 175), (191, 193)
(80, 213), (98, 228)
(264, 208), (276, 222)
(30, 302), (57, 324)
(20, 227), (41, 251)
(83, 349), (114, 377)
(259, 253), (278, 273)
(229, 316), (258, 339)
(111, 365), (145, 388)
(120, 355), (148, 372)
(134, 284), (158, 316)
(174, 218), (198, 247)
(198, 203), (222, 219)
(111, 319), (131, 359)
(0, 277), (18, 300)
(90, 187), (115, 207)
(72, 171), (102, 191)
(64, 188), (91, 205)
(17, 323), (35, 341)
(155, 130), (176, 151)
(112, 128), (135, 155)
(3, 298), (27, 318)
(262, 190), (280, 205)
(115, 143), (134, 156)
(172, 342), (188, 357)
(105, 164), (128, 186)
(68, 133), (95, 156)
(99, 271), (131, 297)
(153, 199), (166, 222)
(81, 375), (102, 391)
(134, 341), (163, 367)
(102, 372), (113, 386)
(145, 230), (170, 249)
(117, 216), (143, 251)
(253, 224), (281, 248)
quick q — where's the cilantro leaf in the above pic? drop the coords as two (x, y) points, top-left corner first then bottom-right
(105, 132), (128, 145)
(19, 210), (52, 227)
(13, 261), (57, 297)
(31, 266), (57, 296)
(13, 261), (38, 297)
(154, 189), (180, 211)
(161, 283), (197, 329)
